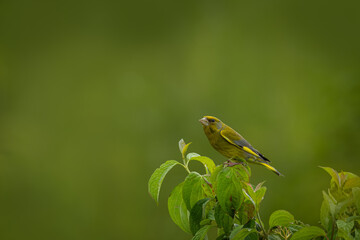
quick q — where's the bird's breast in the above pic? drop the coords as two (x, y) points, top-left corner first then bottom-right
(208, 132), (235, 158)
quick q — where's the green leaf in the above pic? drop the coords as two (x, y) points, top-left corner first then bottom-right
(243, 218), (256, 229)
(269, 210), (295, 229)
(320, 166), (341, 187)
(207, 208), (215, 221)
(179, 139), (191, 160)
(343, 176), (360, 189)
(215, 203), (234, 235)
(320, 199), (330, 230)
(345, 215), (360, 222)
(237, 201), (255, 225)
(216, 233), (227, 240)
(254, 187), (266, 207)
(352, 187), (360, 212)
(216, 166), (247, 215)
(244, 232), (258, 240)
(192, 225), (212, 240)
(230, 227), (258, 240)
(168, 182), (191, 233)
(336, 220), (354, 240)
(189, 155), (216, 174)
(343, 172), (359, 179)
(200, 219), (212, 226)
(335, 198), (353, 215)
(290, 226), (326, 240)
(255, 181), (265, 192)
(179, 139), (186, 153)
(211, 165), (224, 190)
(229, 226), (244, 239)
(187, 152), (201, 161)
(148, 160), (181, 204)
(190, 198), (211, 235)
(217, 228), (226, 239)
(244, 183), (267, 209)
(202, 176), (214, 197)
(183, 172), (211, 211)
(355, 229), (360, 240)
(268, 234), (282, 240)
(233, 164), (250, 182)
(322, 191), (336, 217)
(288, 224), (304, 233)
(242, 189), (256, 209)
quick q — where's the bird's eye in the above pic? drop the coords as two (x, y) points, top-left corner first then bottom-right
(209, 119), (215, 123)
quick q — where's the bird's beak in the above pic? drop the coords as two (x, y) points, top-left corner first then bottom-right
(199, 117), (209, 126)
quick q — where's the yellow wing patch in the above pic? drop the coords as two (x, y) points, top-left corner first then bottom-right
(259, 162), (283, 176)
(220, 130), (259, 157)
(243, 146), (259, 157)
(220, 133), (238, 148)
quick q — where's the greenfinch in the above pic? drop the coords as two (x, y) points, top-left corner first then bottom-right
(199, 116), (283, 176)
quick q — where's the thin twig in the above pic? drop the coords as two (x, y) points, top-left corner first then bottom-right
(256, 211), (268, 240)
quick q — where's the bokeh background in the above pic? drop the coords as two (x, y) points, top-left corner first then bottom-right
(1, 1), (359, 239)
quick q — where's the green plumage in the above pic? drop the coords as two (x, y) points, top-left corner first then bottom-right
(199, 116), (283, 176)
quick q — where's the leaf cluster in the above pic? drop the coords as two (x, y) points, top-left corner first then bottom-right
(319, 167), (360, 240)
(148, 139), (359, 240)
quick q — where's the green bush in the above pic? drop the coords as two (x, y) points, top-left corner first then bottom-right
(148, 139), (360, 240)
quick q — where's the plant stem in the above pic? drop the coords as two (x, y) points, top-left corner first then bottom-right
(256, 211), (268, 240)
(182, 157), (191, 173)
(182, 163), (190, 173)
(330, 219), (335, 240)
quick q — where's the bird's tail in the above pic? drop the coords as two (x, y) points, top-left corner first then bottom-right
(258, 162), (284, 176)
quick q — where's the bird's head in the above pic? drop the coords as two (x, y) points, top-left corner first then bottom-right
(199, 116), (223, 133)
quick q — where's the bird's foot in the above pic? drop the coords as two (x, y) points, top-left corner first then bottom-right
(224, 161), (245, 167)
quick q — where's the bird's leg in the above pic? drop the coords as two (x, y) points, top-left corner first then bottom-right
(224, 158), (246, 167)
(226, 161), (242, 167)
(223, 158), (233, 166)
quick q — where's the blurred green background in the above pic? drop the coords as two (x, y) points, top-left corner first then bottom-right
(1, 1), (359, 239)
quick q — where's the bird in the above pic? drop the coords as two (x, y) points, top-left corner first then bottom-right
(199, 116), (283, 176)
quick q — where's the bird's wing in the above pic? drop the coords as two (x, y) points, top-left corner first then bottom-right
(220, 126), (270, 162)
